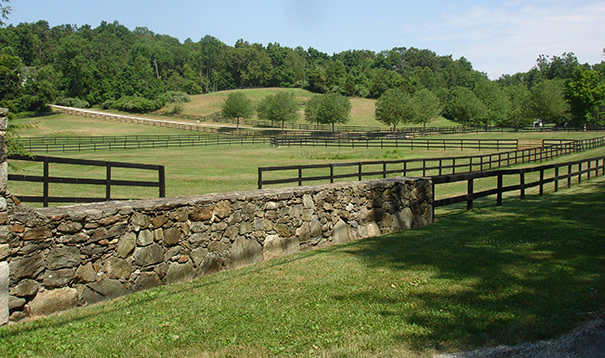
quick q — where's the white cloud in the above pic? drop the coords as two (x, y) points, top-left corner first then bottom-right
(417, 0), (605, 78)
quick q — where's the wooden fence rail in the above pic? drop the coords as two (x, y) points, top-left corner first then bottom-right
(257, 136), (605, 189)
(8, 154), (165, 207)
(17, 134), (272, 153)
(432, 156), (605, 210)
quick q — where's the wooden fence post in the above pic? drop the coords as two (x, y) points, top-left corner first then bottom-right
(467, 179), (474, 210)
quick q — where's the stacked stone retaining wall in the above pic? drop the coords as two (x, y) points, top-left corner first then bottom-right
(0, 108), (433, 323)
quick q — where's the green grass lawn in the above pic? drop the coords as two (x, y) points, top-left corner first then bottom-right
(1, 176), (603, 358)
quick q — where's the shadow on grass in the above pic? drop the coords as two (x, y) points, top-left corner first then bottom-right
(341, 180), (605, 352)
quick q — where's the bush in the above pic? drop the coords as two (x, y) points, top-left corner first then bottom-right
(100, 99), (115, 110)
(54, 97), (90, 108)
(161, 91), (191, 104)
(112, 96), (163, 113)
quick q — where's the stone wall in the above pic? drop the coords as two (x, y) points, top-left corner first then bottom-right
(0, 108), (9, 325)
(0, 111), (433, 323)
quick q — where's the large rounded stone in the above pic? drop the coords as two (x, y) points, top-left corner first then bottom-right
(134, 243), (164, 267)
(134, 272), (162, 292)
(87, 279), (131, 300)
(10, 254), (44, 280)
(263, 235), (299, 261)
(46, 246), (80, 270)
(103, 257), (132, 280)
(27, 287), (78, 317)
(10, 279), (40, 297)
(230, 238), (262, 269)
(165, 260), (194, 285)
(42, 268), (76, 288)
(116, 232), (136, 258)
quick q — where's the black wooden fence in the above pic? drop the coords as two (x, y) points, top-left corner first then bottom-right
(433, 156), (605, 210)
(17, 134), (272, 153)
(8, 154), (165, 207)
(257, 136), (605, 189)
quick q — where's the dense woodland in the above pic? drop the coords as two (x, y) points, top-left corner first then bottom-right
(1, 20), (604, 127)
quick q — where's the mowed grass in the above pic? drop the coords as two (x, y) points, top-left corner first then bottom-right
(1, 177), (603, 357)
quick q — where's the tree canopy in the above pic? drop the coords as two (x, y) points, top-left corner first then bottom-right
(256, 91), (299, 130)
(304, 93), (351, 131)
(222, 92), (253, 128)
(375, 89), (417, 131)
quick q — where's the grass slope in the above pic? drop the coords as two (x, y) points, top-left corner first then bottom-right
(1, 177), (603, 357)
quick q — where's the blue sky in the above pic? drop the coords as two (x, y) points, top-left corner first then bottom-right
(7, 0), (605, 79)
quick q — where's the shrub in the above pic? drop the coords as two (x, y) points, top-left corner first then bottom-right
(54, 97), (90, 108)
(100, 99), (115, 110)
(112, 96), (163, 113)
(161, 91), (191, 104)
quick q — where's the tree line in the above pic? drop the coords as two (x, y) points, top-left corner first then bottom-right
(1, 20), (604, 127)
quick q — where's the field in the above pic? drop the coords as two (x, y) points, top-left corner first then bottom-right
(0, 177), (603, 357)
(159, 88), (459, 129)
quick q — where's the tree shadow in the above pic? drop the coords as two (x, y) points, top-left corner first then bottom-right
(339, 180), (605, 352)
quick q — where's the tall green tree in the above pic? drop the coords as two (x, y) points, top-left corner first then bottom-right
(375, 89), (417, 131)
(473, 79), (510, 129)
(445, 86), (487, 127)
(565, 67), (605, 125)
(503, 84), (533, 129)
(257, 91), (299, 130)
(0, 0), (10, 26)
(222, 91), (253, 128)
(414, 88), (442, 128)
(530, 79), (570, 124)
(304, 93), (351, 131)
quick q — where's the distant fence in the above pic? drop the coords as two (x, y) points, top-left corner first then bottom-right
(433, 156), (605, 210)
(17, 134), (272, 153)
(8, 154), (165, 207)
(257, 136), (605, 189)
(270, 136), (573, 151)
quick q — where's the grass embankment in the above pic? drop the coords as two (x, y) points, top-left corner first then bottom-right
(1, 177), (604, 357)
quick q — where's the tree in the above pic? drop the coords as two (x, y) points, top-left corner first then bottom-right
(304, 93), (351, 131)
(565, 67), (605, 125)
(256, 91), (299, 131)
(0, 0), (10, 26)
(222, 92), (253, 128)
(414, 88), (442, 128)
(473, 78), (510, 129)
(503, 84), (533, 129)
(530, 79), (570, 124)
(445, 86), (487, 127)
(375, 89), (417, 131)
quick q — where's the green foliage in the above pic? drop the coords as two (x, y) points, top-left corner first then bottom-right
(54, 97), (90, 108)
(0, 0), (10, 26)
(375, 89), (417, 131)
(473, 78), (510, 127)
(530, 79), (570, 124)
(565, 67), (605, 125)
(503, 84), (534, 128)
(112, 95), (162, 113)
(304, 93), (351, 131)
(222, 92), (254, 127)
(414, 88), (442, 128)
(161, 91), (191, 104)
(256, 91), (299, 129)
(445, 86), (488, 127)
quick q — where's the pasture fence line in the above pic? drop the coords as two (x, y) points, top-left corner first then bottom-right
(257, 136), (605, 189)
(432, 156), (605, 210)
(8, 154), (165, 207)
(17, 134), (272, 153)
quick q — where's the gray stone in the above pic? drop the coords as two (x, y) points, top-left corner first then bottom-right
(163, 227), (180, 246)
(239, 221), (253, 235)
(190, 222), (207, 233)
(303, 194), (315, 209)
(75, 262), (97, 283)
(230, 238), (263, 269)
(81, 286), (105, 305)
(165, 260), (194, 285)
(22, 226), (52, 241)
(134, 243), (164, 267)
(57, 221), (83, 234)
(117, 232), (136, 258)
(10, 279), (39, 297)
(0, 197), (6, 212)
(137, 230), (154, 246)
(365, 223), (381, 237)
(213, 200), (231, 219)
(274, 223), (292, 237)
(263, 235), (300, 261)
(190, 247), (209, 266)
(153, 228), (163, 242)
(9, 254), (44, 280)
(0, 262), (8, 325)
(131, 212), (151, 229)
(0, 225), (9, 244)
(332, 219), (352, 244)
(208, 241), (228, 254)
(87, 279), (131, 299)
(9, 311), (26, 322)
(0, 243), (8, 260)
(8, 295), (26, 310)
(394, 207), (413, 230)
(46, 246), (80, 270)
(103, 257), (132, 280)
(195, 253), (223, 277)
(310, 220), (322, 238)
(42, 268), (76, 288)
(134, 272), (162, 291)
(28, 287), (78, 317)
